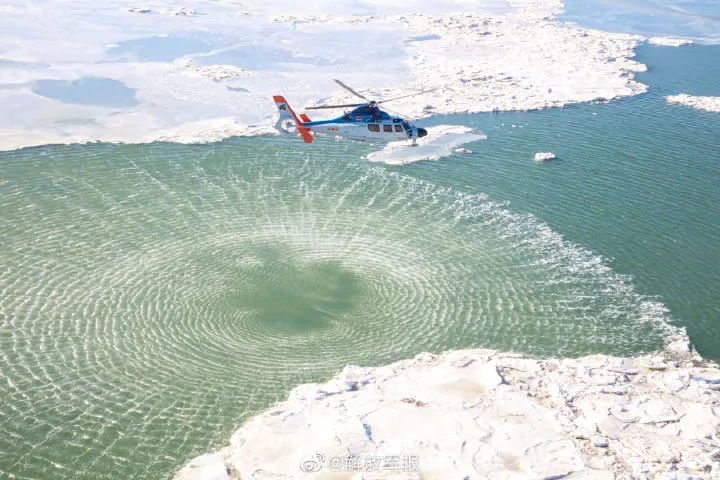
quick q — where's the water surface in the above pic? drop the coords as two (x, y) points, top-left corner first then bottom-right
(1, 26), (719, 480)
(416, 43), (720, 358)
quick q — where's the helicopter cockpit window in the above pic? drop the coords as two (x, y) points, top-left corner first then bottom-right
(401, 121), (411, 131)
(368, 124), (380, 132)
(382, 124), (393, 133)
(394, 125), (403, 132)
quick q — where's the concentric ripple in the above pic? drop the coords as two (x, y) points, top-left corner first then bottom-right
(0, 138), (679, 479)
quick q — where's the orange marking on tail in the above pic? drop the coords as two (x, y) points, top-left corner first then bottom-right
(298, 127), (313, 143)
(273, 95), (313, 143)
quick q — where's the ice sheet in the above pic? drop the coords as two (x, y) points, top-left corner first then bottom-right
(365, 125), (486, 165)
(561, 0), (720, 44)
(0, 0), (652, 151)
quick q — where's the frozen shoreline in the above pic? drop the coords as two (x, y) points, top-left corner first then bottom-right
(1, 0), (650, 151)
(175, 341), (720, 480)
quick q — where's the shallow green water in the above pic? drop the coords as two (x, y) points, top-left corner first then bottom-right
(0, 44), (718, 479)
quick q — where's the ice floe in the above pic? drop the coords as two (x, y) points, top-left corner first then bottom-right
(0, 0), (656, 151)
(648, 36), (694, 47)
(181, 61), (252, 81)
(666, 94), (720, 113)
(127, 6), (151, 14)
(175, 344), (720, 480)
(364, 125), (485, 165)
(164, 7), (197, 16)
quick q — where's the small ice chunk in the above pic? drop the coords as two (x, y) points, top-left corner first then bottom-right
(534, 152), (556, 162)
(454, 147), (472, 154)
(165, 7), (197, 16)
(194, 65), (250, 81)
(592, 436), (609, 448)
(128, 6), (151, 14)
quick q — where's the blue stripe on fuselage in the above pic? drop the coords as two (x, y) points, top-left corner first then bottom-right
(303, 117), (350, 127)
(304, 113), (394, 127)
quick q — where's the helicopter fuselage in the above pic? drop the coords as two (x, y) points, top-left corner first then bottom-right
(304, 107), (415, 142)
(273, 97), (427, 144)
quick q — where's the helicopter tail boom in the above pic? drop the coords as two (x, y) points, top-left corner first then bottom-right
(273, 95), (313, 143)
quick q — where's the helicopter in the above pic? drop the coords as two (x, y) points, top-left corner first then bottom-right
(273, 79), (431, 145)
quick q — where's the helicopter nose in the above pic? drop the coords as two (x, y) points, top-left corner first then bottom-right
(417, 128), (428, 138)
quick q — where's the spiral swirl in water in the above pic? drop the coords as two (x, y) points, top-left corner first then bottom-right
(0, 138), (676, 479)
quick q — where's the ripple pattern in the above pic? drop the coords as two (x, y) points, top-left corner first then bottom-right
(0, 138), (679, 479)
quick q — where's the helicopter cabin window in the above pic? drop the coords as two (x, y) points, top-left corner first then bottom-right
(368, 124), (380, 132)
(383, 124), (393, 133)
(394, 125), (403, 132)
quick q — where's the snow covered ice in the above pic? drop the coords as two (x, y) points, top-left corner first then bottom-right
(0, 0), (652, 151)
(175, 345), (720, 480)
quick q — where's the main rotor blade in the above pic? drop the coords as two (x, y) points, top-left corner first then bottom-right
(334, 79), (369, 100)
(381, 105), (415, 122)
(379, 89), (437, 103)
(306, 103), (365, 110)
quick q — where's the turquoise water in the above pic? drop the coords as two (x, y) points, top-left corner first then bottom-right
(1, 42), (719, 480)
(415, 43), (720, 358)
